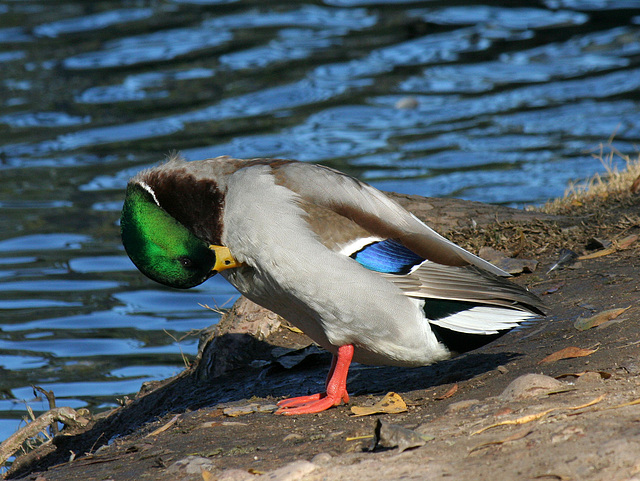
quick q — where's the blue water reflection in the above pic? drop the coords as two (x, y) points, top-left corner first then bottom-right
(1, 0), (640, 448)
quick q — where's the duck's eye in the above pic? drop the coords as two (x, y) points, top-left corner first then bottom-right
(178, 256), (193, 268)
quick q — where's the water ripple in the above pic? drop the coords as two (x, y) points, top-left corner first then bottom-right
(34, 8), (154, 37)
(415, 6), (589, 30)
(63, 24), (233, 69)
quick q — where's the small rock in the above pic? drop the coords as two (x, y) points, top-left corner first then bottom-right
(311, 452), (332, 465)
(166, 455), (217, 475)
(499, 374), (565, 401)
(497, 365), (509, 374)
(494, 407), (514, 417)
(257, 460), (317, 481)
(623, 361), (640, 375)
(218, 469), (255, 481)
(551, 425), (584, 444)
(283, 433), (303, 442)
(223, 403), (278, 417)
(372, 419), (429, 453)
(446, 399), (481, 413)
(575, 371), (604, 385)
(394, 96), (419, 109)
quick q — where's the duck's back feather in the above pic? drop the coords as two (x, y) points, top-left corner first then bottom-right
(268, 161), (510, 277)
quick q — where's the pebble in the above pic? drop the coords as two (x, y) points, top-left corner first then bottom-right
(311, 452), (332, 465)
(257, 460), (317, 481)
(166, 455), (217, 475)
(445, 399), (481, 413)
(217, 468), (255, 481)
(575, 371), (604, 385)
(499, 374), (565, 400)
(394, 96), (419, 109)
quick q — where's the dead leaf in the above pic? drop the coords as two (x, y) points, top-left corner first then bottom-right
(472, 395), (605, 435)
(574, 307), (630, 331)
(472, 409), (555, 435)
(618, 233), (639, 249)
(542, 282), (565, 295)
(566, 393), (606, 410)
(351, 392), (408, 417)
(578, 234), (638, 260)
(538, 346), (596, 365)
(578, 246), (616, 259)
(435, 384), (458, 400)
(346, 434), (375, 441)
(469, 428), (532, 453)
(283, 324), (304, 334)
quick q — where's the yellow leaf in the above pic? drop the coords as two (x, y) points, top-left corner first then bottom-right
(350, 392), (408, 417)
(472, 394), (605, 435)
(578, 246), (616, 259)
(574, 307), (630, 331)
(472, 409), (555, 435)
(538, 346), (596, 364)
(283, 324), (304, 334)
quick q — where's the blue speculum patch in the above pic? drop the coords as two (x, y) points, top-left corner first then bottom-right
(350, 239), (424, 274)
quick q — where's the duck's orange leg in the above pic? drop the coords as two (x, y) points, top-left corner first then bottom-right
(275, 344), (353, 415)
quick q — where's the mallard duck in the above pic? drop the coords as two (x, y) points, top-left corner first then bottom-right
(121, 155), (544, 414)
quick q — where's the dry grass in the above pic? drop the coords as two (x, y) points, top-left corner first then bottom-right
(543, 142), (640, 214)
(447, 142), (640, 261)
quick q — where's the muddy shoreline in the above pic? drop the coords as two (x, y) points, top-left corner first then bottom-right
(5, 189), (640, 481)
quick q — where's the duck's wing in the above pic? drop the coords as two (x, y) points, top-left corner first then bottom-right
(270, 161), (508, 277)
(344, 237), (544, 315)
(386, 260), (545, 314)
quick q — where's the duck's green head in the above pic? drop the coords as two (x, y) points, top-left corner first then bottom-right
(121, 182), (239, 289)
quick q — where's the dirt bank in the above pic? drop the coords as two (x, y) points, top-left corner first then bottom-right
(5, 184), (640, 481)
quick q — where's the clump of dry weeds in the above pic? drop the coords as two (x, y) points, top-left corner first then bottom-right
(449, 143), (640, 261)
(543, 143), (640, 215)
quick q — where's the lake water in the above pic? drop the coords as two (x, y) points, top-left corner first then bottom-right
(1, 0), (640, 447)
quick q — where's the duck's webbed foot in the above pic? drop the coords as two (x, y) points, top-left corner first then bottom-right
(275, 344), (353, 415)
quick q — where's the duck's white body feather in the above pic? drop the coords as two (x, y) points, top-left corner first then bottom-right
(220, 164), (448, 366)
(165, 158), (543, 367)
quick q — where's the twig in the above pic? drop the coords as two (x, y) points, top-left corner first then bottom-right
(0, 407), (89, 466)
(32, 386), (57, 435)
(472, 394), (606, 435)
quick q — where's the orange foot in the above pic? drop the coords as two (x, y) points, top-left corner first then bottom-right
(275, 344), (354, 415)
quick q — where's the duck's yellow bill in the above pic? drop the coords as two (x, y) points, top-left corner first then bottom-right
(209, 245), (244, 272)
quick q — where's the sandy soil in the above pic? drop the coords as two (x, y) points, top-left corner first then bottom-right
(5, 189), (640, 481)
